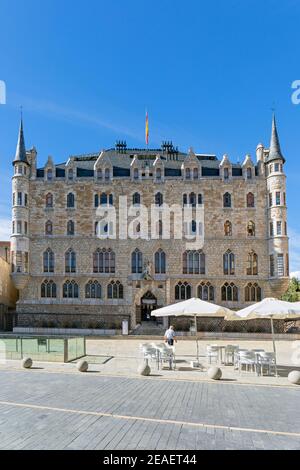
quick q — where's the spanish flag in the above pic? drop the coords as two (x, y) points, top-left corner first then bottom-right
(145, 110), (149, 146)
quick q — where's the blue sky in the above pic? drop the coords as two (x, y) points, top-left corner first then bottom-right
(1, 0), (300, 273)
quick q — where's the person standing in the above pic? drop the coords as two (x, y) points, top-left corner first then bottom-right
(164, 325), (177, 346)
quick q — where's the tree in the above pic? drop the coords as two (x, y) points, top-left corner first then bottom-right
(281, 277), (300, 302)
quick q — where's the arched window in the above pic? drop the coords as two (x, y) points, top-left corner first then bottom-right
(155, 192), (163, 206)
(247, 220), (255, 237)
(133, 168), (139, 180)
(185, 168), (191, 180)
(45, 193), (53, 208)
(246, 167), (252, 179)
(107, 280), (123, 299)
(47, 169), (53, 181)
(65, 249), (76, 273)
(41, 280), (57, 298)
(43, 248), (54, 273)
(155, 249), (166, 274)
(247, 251), (258, 275)
(156, 168), (162, 180)
(104, 168), (110, 180)
(63, 280), (79, 298)
(189, 192), (196, 207)
(198, 194), (203, 205)
(132, 192), (141, 206)
(193, 168), (198, 180)
(68, 169), (74, 180)
(221, 282), (238, 301)
(94, 194), (99, 208)
(100, 193), (107, 205)
(247, 192), (255, 208)
(131, 249), (143, 274)
(223, 250), (235, 275)
(85, 280), (102, 299)
(245, 283), (261, 302)
(197, 282), (214, 301)
(175, 281), (191, 300)
(183, 194), (187, 206)
(223, 192), (231, 208)
(45, 220), (53, 236)
(183, 250), (205, 275)
(96, 169), (102, 180)
(67, 193), (75, 208)
(67, 220), (75, 236)
(93, 248), (115, 273)
(224, 220), (232, 237)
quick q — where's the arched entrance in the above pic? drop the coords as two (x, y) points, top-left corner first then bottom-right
(140, 291), (157, 321)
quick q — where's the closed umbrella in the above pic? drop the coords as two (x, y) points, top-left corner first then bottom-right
(226, 297), (300, 376)
(151, 297), (233, 365)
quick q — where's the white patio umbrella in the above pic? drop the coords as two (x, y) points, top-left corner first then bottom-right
(151, 297), (233, 364)
(226, 297), (300, 376)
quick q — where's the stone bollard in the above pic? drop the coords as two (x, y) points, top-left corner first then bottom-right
(77, 360), (89, 372)
(288, 370), (300, 385)
(207, 366), (222, 380)
(22, 357), (33, 369)
(138, 360), (151, 376)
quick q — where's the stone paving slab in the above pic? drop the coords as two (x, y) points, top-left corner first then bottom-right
(0, 369), (300, 449)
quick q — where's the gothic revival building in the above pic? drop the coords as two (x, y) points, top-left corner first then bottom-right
(11, 117), (289, 329)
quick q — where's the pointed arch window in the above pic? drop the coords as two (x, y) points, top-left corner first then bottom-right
(197, 282), (214, 301)
(247, 251), (258, 275)
(43, 248), (54, 273)
(63, 280), (79, 298)
(247, 220), (255, 237)
(185, 168), (191, 180)
(93, 248), (115, 273)
(245, 283), (261, 302)
(156, 168), (162, 180)
(223, 192), (231, 208)
(175, 281), (191, 300)
(224, 220), (232, 237)
(41, 280), (57, 298)
(131, 249), (143, 274)
(155, 249), (166, 274)
(68, 169), (74, 180)
(247, 192), (255, 208)
(155, 192), (163, 206)
(183, 250), (205, 275)
(96, 168), (102, 180)
(133, 192), (141, 206)
(224, 167), (229, 180)
(223, 250), (235, 275)
(46, 193), (53, 208)
(221, 282), (238, 301)
(85, 280), (102, 299)
(67, 220), (75, 236)
(246, 167), (252, 179)
(67, 193), (75, 208)
(45, 220), (53, 236)
(107, 280), (123, 299)
(65, 249), (76, 273)
(193, 168), (199, 180)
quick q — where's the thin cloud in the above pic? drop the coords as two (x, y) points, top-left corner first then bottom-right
(289, 227), (300, 273)
(9, 93), (143, 143)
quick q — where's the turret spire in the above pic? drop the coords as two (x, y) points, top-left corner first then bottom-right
(267, 113), (285, 163)
(13, 116), (28, 165)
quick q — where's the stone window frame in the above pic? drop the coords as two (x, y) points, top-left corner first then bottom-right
(175, 281), (192, 300)
(41, 279), (57, 298)
(245, 282), (261, 302)
(107, 280), (124, 299)
(221, 282), (238, 302)
(197, 281), (214, 301)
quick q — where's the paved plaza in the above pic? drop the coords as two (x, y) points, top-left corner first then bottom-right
(0, 338), (299, 449)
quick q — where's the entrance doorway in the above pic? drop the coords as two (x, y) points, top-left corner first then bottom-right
(141, 291), (157, 321)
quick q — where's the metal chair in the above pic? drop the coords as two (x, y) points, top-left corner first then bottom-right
(206, 345), (219, 364)
(257, 352), (276, 376)
(238, 351), (257, 374)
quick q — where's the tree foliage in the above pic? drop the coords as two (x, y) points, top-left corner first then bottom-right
(281, 277), (300, 302)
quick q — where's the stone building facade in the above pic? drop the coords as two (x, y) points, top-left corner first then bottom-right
(10, 117), (289, 329)
(0, 242), (17, 330)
